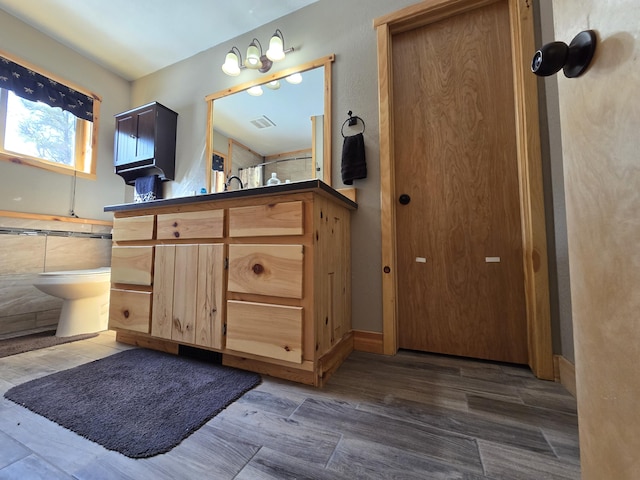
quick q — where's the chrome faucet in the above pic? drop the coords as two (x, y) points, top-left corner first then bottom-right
(224, 175), (244, 191)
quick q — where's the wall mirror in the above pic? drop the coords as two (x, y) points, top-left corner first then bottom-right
(205, 54), (334, 192)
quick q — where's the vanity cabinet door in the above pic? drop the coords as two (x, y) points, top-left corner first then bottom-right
(152, 244), (224, 349)
(227, 244), (304, 299)
(111, 246), (154, 285)
(226, 300), (303, 363)
(157, 210), (224, 240)
(112, 215), (155, 241)
(109, 289), (151, 333)
(229, 201), (304, 237)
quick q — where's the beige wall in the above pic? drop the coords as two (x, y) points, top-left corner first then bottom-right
(0, 10), (130, 221)
(553, 0), (640, 477)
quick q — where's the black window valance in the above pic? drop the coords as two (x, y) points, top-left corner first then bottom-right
(0, 55), (94, 122)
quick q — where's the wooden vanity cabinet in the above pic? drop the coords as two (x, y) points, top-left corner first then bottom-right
(107, 187), (354, 386)
(223, 194), (353, 385)
(152, 243), (225, 349)
(108, 217), (155, 334)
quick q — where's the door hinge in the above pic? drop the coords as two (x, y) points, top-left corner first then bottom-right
(224, 257), (229, 269)
(223, 323), (227, 335)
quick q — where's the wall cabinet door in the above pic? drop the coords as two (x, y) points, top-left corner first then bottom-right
(152, 244), (224, 349)
(114, 104), (156, 165)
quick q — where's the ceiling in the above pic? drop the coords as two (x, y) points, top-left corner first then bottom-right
(0, 0), (318, 81)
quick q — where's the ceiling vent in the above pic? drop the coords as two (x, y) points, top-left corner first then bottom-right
(250, 115), (276, 129)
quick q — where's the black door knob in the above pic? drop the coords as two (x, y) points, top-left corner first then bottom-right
(399, 194), (411, 205)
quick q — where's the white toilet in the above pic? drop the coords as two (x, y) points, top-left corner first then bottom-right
(33, 267), (111, 337)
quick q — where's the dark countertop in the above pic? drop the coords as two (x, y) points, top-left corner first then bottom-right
(104, 179), (358, 213)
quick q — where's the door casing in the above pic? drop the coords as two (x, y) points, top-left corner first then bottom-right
(374, 0), (554, 379)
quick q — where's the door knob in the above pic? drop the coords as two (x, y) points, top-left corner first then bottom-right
(399, 194), (411, 205)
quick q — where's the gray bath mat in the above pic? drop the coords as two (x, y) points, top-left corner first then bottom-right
(4, 348), (261, 458)
(0, 330), (98, 358)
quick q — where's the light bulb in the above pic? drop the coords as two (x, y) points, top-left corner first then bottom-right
(285, 73), (302, 84)
(222, 51), (240, 76)
(247, 85), (263, 96)
(246, 41), (262, 69)
(266, 34), (285, 61)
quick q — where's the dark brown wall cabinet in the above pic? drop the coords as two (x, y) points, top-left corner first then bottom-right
(114, 102), (177, 185)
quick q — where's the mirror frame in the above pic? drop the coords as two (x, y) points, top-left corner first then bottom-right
(205, 54), (335, 192)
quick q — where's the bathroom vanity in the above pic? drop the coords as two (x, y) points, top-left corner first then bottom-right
(104, 180), (356, 386)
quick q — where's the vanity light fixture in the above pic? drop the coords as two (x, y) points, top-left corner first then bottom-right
(221, 29), (294, 77)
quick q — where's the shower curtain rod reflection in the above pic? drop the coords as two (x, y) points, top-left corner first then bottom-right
(238, 155), (312, 170)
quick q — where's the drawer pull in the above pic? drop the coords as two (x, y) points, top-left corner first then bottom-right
(173, 231), (180, 238)
(252, 263), (264, 274)
(123, 310), (130, 318)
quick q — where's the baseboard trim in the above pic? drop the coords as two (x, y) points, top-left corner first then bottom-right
(553, 354), (576, 398)
(353, 330), (384, 354)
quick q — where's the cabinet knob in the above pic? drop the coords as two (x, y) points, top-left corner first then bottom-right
(129, 134), (136, 138)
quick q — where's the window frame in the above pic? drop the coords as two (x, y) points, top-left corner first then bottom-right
(0, 49), (101, 180)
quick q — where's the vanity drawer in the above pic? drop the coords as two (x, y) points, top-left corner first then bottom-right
(157, 210), (224, 240)
(108, 288), (151, 333)
(226, 300), (303, 363)
(111, 246), (154, 286)
(228, 244), (303, 299)
(229, 201), (304, 237)
(112, 215), (155, 241)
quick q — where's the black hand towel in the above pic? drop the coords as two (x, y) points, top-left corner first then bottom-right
(134, 175), (161, 203)
(341, 132), (367, 185)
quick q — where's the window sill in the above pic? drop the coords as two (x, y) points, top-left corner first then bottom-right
(0, 151), (96, 180)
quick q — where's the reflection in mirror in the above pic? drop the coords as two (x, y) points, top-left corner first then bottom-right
(205, 55), (334, 192)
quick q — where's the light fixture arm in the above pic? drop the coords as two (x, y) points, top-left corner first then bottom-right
(251, 38), (263, 53)
(229, 46), (243, 66)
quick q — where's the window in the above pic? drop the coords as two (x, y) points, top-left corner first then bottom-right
(0, 51), (101, 178)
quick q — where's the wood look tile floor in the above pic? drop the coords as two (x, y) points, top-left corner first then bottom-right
(0, 331), (581, 479)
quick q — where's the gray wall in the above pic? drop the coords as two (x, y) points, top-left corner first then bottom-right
(0, 9), (130, 221)
(536, 1), (575, 362)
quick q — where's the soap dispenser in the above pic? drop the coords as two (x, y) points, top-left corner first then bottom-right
(266, 172), (281, 186)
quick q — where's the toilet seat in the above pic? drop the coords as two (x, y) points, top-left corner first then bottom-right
(39, 267), (111, 279)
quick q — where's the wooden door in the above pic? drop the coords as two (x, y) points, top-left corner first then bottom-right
(393, 1), (528, 363)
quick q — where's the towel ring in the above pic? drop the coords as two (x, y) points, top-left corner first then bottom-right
(341, 111), (365, 138)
